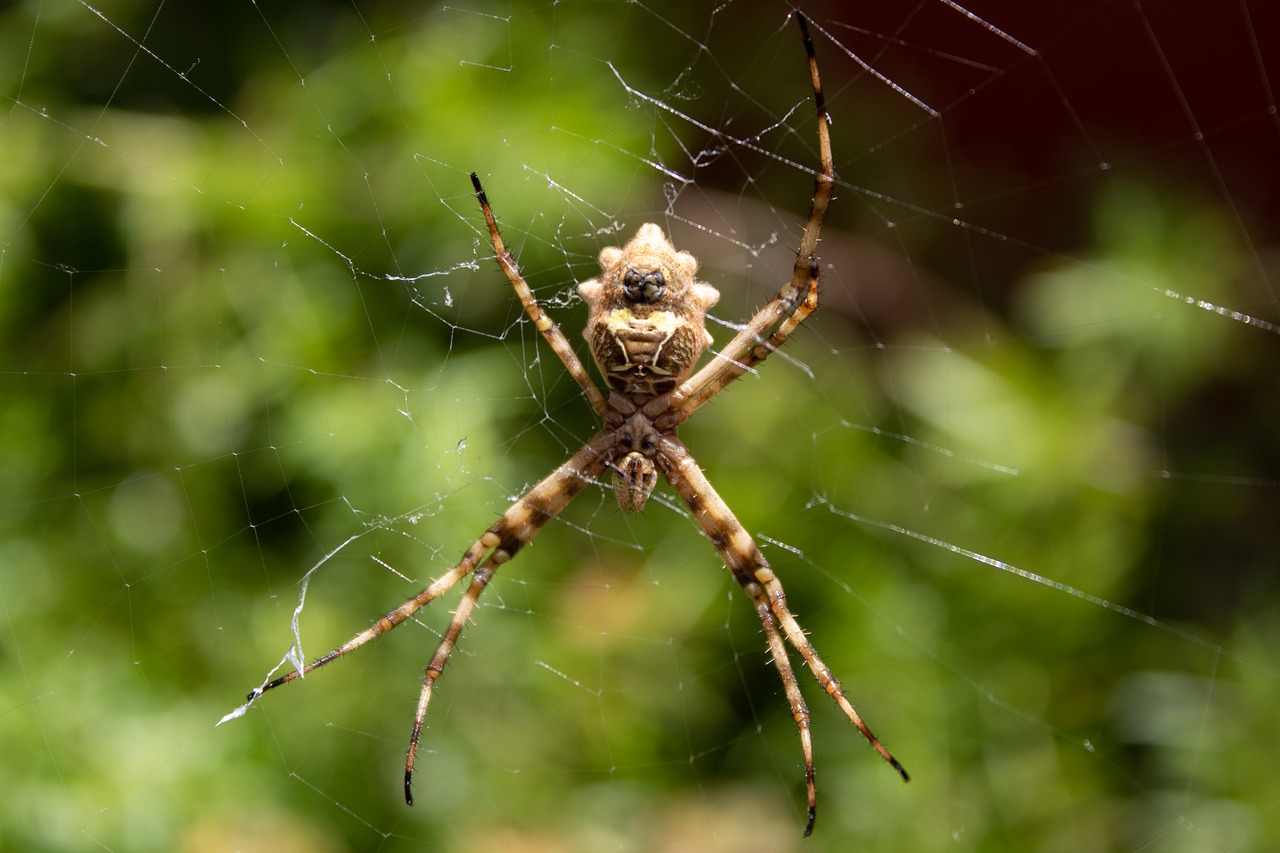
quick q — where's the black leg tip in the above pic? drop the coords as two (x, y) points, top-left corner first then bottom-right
(794, 10), (813, 45)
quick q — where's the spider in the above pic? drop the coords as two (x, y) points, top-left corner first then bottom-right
(243, 11), (907, 836)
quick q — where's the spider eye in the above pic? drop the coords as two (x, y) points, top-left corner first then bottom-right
(622, 268), (665, 303)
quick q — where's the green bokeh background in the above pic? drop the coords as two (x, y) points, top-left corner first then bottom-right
(2, 1), (1278, 851)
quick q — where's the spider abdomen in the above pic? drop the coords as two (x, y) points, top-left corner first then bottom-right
(589, 307), (691, 396)
(578, 223), (721, 400)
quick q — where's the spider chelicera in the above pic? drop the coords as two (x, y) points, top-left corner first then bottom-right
(240, 11), (907, 836)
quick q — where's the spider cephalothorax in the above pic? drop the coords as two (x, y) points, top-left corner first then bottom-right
(578, 223), (721, 399)
(243, 12), (906, 837)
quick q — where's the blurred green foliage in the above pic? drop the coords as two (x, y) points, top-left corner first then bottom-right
(2, 2), (1278, 852)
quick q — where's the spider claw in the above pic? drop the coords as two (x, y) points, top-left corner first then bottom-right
(804, 804), (816, 837)
(404, 770), (415, 806)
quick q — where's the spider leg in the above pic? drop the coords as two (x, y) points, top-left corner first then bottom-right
(677, 259), (820, 421)
(400, 431), (610, 803)
(250, 431), (613, 804)
(404, 551), (500, 804)
(247, 539), (492, 698)
(673, 10), (832, 420)
(658, 434), (907, 836)
(471, 172), (608, 416)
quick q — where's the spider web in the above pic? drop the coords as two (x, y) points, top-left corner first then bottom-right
(2, 0), (1278, 850)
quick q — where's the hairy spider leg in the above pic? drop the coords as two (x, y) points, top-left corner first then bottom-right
(400, 433), (611, 802)
(674, 10), (833, 420)
(658, 435), (908, 836)
(471, 172), (608, 417)
(251, 433), (612, 804)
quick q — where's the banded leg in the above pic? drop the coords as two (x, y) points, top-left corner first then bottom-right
(404, 554), (500, 803)
(471, 172), (607, 416)
(657, 434), (907, 836)
(401, 430), (611, 802)
(251, 430), (614, 803)
(674, 259), (819, 422)
(247, 538), (494, 699)
(674, 11), (833, 419)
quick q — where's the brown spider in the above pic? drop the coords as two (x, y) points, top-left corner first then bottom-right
(242, 11), (907, 836)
